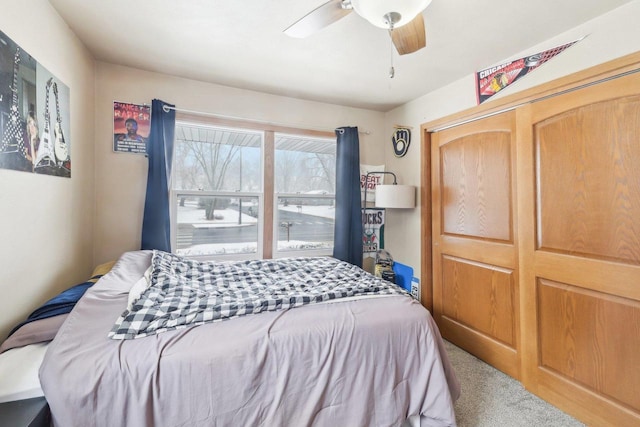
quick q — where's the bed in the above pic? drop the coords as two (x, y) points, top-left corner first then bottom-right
(39, 250), (460, 426)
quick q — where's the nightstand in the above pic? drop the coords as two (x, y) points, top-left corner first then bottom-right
(0, 397), (49, 427)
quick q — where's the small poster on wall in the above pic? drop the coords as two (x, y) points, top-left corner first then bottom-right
(0, 30), (71, 177)
(360, 164), (385, 204)
(362, 206), (386, 273)
(113, 101), (150, 154)
(362, 207), (385, 255)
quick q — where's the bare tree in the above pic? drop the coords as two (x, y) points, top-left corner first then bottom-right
(180, 139), (239, 219)
(173, 142), (200, 206)
(276, 150), (304, 193)
(310, 152), (336, 192)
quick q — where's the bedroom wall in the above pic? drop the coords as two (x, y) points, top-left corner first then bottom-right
(93, 63), (386, 264)
(382, 0), (640, 283)
(0, 2), (96, 339)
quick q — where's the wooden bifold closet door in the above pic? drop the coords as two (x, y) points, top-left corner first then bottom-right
(518, 71), (640, 427)
(430, 68), (640, 426)
(431, 111), (521, 380)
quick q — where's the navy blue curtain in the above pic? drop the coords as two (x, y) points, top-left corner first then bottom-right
(141, 99), (176, 252)
(332, 127), (362, 267)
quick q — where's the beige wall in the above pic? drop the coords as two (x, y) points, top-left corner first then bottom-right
(3, 1), (638, 340)
(0, 1), (95, 338)
(383, 0), (640, 281)
(94, 63), (386, 264)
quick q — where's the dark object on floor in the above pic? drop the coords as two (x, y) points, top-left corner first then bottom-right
(0, 397), (49, 427)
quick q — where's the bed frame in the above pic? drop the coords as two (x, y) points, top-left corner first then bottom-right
(0, 397), (49, 427)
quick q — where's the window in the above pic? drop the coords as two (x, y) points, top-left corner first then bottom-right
(274, 133), (336, 256)
(171, 116), (336, 260)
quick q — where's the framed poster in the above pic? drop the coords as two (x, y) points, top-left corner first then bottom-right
(0, 30), (71, 177)
(113, 101), (150, 154)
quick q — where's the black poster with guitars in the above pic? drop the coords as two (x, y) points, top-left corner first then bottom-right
(0, 30), (71, 177)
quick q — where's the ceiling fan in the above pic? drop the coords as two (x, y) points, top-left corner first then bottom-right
(284, 0), (433, 55)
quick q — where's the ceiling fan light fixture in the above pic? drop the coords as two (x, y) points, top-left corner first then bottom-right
(351, 0), (432, 29)
(383, 12), (401, 29)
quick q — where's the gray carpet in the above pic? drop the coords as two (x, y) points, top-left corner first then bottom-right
(444, 341), (585, 427)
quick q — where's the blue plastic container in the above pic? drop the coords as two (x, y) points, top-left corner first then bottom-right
(392, 262), (414, 293)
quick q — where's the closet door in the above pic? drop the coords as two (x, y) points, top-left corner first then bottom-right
(520, 72), (640, 426)
(431, 111), (520, 379)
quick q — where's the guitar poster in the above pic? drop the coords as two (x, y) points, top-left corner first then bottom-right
(113, 102), (150, 154)
(0, 30), (71, 177)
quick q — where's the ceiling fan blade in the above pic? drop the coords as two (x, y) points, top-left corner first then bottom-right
(390, 13), (426, 55)
(284, 0), (353, 38)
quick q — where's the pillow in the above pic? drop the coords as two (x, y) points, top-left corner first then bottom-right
(127, 266), (152, 308)
(0, 314), (68, 354)
(92, 260), (116, 278)
(0, 260), (116, 354)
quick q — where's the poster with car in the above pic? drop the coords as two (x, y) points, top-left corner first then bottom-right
(0, 30), (71, 177)
(113, 101), (150, 154)
(475, 38), (583, 104)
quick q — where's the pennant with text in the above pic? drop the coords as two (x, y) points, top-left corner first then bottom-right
(475, 38), (583, 104)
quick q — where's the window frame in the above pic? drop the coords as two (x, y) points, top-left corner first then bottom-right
(272, 192), (335, 258)
(170, 112), (336, 260)
(171, 190), (265, 261)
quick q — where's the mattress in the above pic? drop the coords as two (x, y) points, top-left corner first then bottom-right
(0, 342), (48, 403)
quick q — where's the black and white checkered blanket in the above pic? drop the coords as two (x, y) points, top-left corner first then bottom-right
(109, 250), (408, 340)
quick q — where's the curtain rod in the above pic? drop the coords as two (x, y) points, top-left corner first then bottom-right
(162, 105), (371, 135)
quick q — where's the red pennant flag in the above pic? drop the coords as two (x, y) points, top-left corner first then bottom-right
(476, 38), (583, 104)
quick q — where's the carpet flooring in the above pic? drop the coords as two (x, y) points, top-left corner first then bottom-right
(444, 340), (586, 427)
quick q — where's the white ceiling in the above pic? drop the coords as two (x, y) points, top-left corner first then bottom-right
(49, 0), (634, 112)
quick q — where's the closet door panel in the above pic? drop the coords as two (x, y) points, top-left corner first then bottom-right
(441, 256), (515, 347)
(536, 96), (640, 264)
(537, 278), (640, 412)
(432, 111), (520, 379)
(524, 73), (640, 427)
(440, 133), (512, 241)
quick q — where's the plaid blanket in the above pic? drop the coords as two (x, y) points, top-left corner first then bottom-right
(109, 251), (408, 340)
